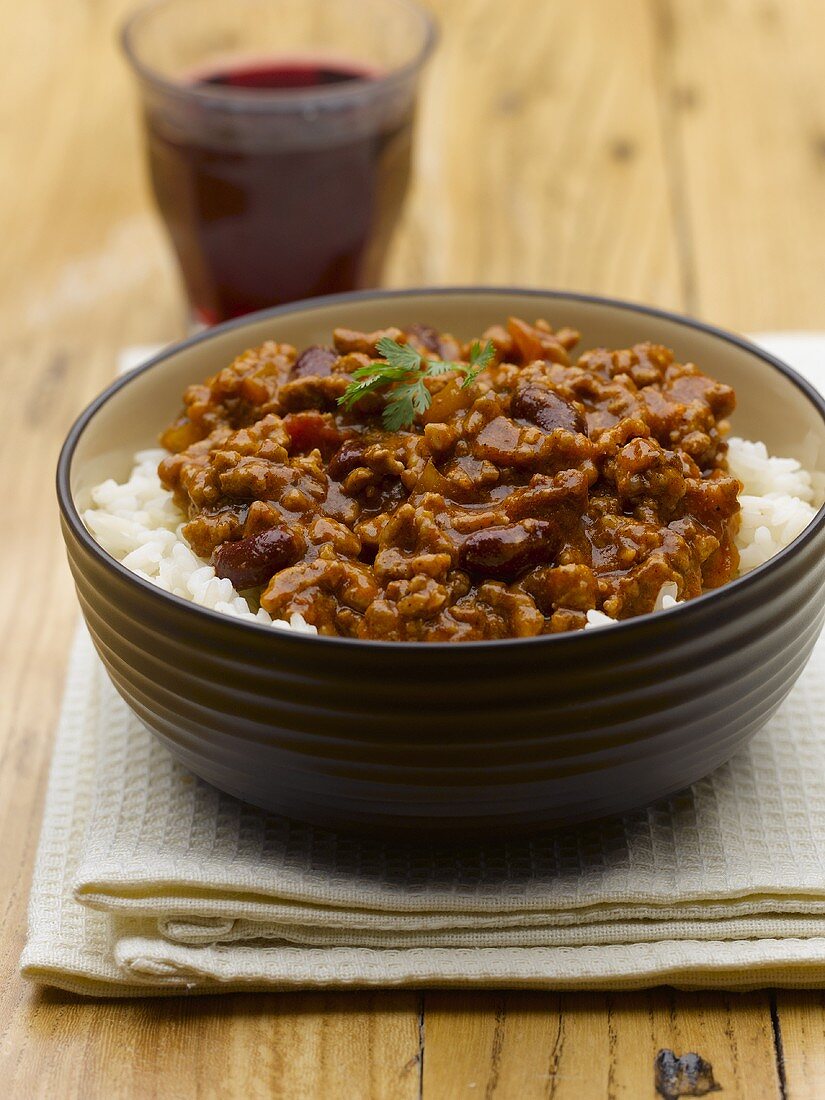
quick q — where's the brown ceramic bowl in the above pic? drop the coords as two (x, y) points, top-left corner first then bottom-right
(57, 289), (825, 835)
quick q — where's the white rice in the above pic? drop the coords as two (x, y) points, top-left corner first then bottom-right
(83, 439), (822, 636)
(728, 437), (819, 574)
(82, 449), (317, 635)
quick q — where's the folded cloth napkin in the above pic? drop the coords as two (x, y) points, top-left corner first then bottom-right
(20, 333), (825, 996)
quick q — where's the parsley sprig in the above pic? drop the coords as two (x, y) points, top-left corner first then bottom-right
(338, 336), (495, 431)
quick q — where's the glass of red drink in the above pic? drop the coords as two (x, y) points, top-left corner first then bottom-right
(122, 0), (437, 324)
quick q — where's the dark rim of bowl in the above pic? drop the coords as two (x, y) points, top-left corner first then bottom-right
(57, 286), (825, 651)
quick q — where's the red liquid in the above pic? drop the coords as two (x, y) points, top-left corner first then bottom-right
(144, 59), (414, 324)
(200, 61), (367, 89)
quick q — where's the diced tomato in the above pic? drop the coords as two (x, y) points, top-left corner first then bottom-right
(283, 411), (349, 457)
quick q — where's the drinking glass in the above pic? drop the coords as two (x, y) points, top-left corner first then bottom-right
(122, 0), (437, 324)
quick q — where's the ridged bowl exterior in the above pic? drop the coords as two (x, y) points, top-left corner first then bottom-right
(58, 289), (825, 835)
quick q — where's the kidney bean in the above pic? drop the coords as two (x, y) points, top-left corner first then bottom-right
(291, 345), (338, 378)
(328, 439), (371, 480)
(459, 520), (560, 581)
(213, 526), (304, 589)
(511, 382), (587, 435)
(405, 323), (441, 353)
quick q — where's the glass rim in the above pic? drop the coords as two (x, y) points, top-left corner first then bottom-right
(120, 0), (438, 110)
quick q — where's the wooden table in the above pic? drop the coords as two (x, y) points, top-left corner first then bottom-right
(2, 0), (825, 1095)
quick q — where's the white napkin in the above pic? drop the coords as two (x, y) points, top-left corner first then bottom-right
(20, 332), (825, 996)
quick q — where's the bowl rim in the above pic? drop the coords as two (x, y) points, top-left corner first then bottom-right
(57, 285), (825, 652)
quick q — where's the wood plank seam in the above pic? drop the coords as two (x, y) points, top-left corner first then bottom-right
(649, 0), (699, 315)
(769, 992), (789, 1100)
(418, 991), (425, 1100)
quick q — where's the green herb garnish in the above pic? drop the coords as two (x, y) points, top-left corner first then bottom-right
(338, 337), (495, 431)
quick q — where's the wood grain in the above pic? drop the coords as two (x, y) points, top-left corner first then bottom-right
(2, 0), (825, 1094)
(388, 0), (682, 306)
(655, 0), (825, 332)
(8, 991), (421, 1100)
(422, 991), (782, 1099)
(773, 992), (825, 1100)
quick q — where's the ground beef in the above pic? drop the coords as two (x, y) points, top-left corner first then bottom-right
(158, 317), (740, 640)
